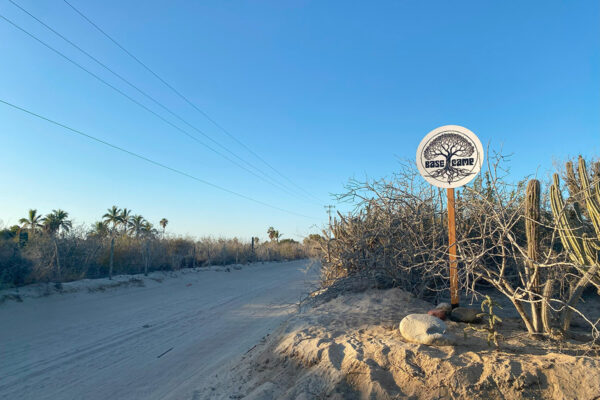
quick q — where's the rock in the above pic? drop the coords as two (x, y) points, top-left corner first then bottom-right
(450, 307), (481, 323)
(427, 309), (447, 320)
(399, 314), (456, 346)
(436, 302), (452, 312)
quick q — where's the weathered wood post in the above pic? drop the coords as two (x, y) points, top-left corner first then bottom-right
(447, 188), (459, 307)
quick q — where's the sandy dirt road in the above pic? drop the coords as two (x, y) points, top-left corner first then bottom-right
(0, 260), (318, 400)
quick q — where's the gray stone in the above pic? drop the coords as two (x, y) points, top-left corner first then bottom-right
(399, 314), (456, 346)
(450, 307), (482, 323)
(436, 302), (452, 312)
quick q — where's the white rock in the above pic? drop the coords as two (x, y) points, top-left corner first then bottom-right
(399, 314), (456, 346)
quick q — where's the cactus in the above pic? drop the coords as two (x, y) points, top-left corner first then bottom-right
(525, 179), (542, 333)
(550, 174), (588, 265)
(464, 295), (503, 347)
(526, 180), (540, 263)
(576, 157), (600, 237)
(550, 157), (600, 267)
(565, 160), (584, 222)
(549, 156), (600, 332)
(530, 177), (554, 334)
(592, 161), (600, 181)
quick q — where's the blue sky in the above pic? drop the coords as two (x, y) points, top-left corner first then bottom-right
(1, 0), (598, 240)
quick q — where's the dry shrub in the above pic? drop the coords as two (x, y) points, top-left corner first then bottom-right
(321, 154), (600, 341)
(320, 161), (448, 300)
(0, 230), (308, 286)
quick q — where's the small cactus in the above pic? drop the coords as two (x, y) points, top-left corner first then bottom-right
(464, 295), (503, 347)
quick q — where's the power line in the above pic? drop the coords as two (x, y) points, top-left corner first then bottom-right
(63, 0), (324, 205)
(0, 13), (315, 205)
(0, 98), (318, 220)
(7, 0), (316, 205)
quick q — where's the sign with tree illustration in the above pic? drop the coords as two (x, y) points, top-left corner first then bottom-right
(416, 125), (484, 189)
(416, 125), (484, 307)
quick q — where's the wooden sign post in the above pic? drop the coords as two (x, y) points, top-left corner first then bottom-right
(416, 125), (484, 309)
(447, 188), (459, 308)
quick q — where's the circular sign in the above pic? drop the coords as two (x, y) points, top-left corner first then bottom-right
(416, 125), (484, 189)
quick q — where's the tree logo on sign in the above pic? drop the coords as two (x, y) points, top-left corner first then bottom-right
(416, 125), (484, 189)
(423, 133), (475, 184)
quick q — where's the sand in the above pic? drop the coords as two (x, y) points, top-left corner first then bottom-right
(201, 286), (600, 400)
(0, 260), (319, 400)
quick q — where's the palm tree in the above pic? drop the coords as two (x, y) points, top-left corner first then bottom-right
(43, 209), (72, 280)
(103, 206), (121, 231)
(267, 227), (281, 243)
(141, 221), (158, 236)
(159, 218), (168, 238)
(130, 215), (146, 238)
(90, 221), (109, 238)
(119, 208), (132, 236)
(103, 206), (121, 280)
(19, 209), (43, 237)
(43, 209), (72, 236)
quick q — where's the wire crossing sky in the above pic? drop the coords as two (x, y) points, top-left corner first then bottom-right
(1, 0), (598, 239)
(0, 98), (319, 220)
(62, 0), (324, 206)
(3, 3), (319, 205)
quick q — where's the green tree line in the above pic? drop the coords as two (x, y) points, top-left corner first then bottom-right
(0, 206), (309, 287)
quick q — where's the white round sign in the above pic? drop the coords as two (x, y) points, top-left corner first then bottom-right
(416, 125), (484, 189)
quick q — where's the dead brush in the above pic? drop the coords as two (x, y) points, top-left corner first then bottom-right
(318, 154), (600, 344)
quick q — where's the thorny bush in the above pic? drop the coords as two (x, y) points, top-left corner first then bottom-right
(319, 153), (600, 342)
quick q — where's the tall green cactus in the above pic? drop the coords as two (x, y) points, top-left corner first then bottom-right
(550, 157), (600, 266)
(549, 156), (600, 332)
(525, 179), (542, 333)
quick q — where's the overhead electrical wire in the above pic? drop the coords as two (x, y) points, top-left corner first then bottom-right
(0, 98), (318, 220)
(7, 0), (315, 205)
(0, 11), (313, 204)
(62, 0), (324, 205)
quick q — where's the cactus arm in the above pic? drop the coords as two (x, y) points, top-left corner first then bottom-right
(577, 156), (600, 238)
(566, 161), (584, 222)
(595, 181), (600, 212)
(550, 174), (587, 265)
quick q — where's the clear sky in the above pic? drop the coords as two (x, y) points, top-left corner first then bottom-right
(1, 0), (598, 240)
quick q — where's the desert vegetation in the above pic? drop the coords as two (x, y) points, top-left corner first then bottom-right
(315, 153), (600, 343)
(0, 207), (306, 287)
